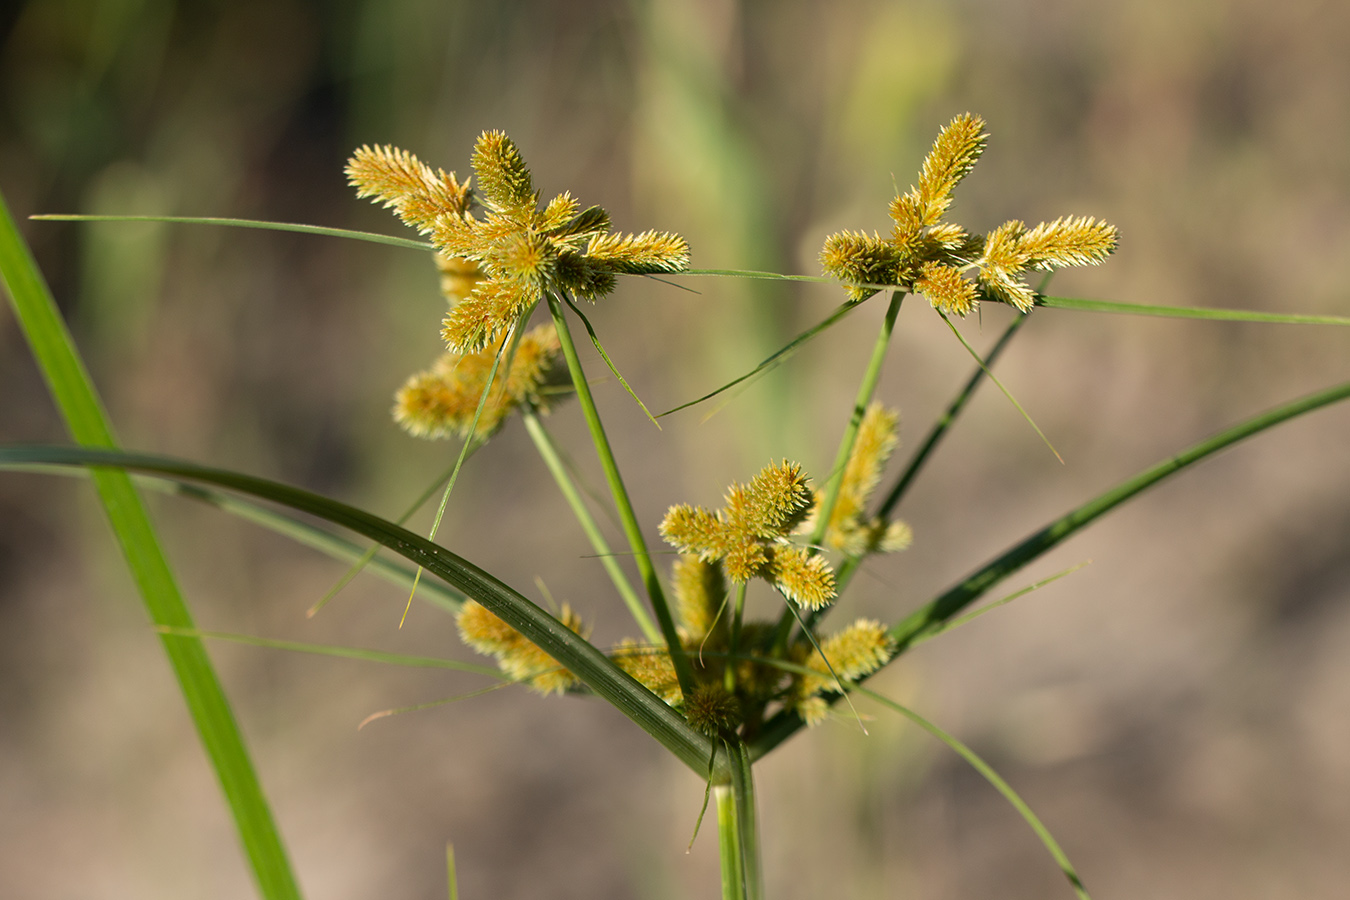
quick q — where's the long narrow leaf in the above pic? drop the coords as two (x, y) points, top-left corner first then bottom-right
(31, 214), (433, 251)
(750, 376), (1350, 758)
(1041, 295), (1350, 326)
(1, 195), (303, 899)
(854, 686), (1090, 899)
(0, 445), (719, 777)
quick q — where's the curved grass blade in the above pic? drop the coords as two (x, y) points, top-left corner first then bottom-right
(31, 214), (433, 251)
(940, 312), (1063, 464)
(310, 457), (467, 618)
(14, 462), (465, 613)
(1041, 295), (1350, 326)
(562, 292), (660, 428)
(917, 561), (1092, 644)
(156, 627), (503, 677)
(359, 684), (512, 730)
(749, 375), (1350, 759)
(854, 685), (1091, 900)
(0, 445), (720, 777)
(1, 194), (302, 899)
(658, 299), (861, 417)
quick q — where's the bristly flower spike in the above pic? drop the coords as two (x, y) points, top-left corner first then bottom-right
(821, 113), (1118, 315)
(790, 619), (894, 726)
(351, 131), (689, 355)
(660, 461), (837, 610)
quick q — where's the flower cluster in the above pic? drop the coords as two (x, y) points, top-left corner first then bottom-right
(348, 132), (689, 355)
(457, 600), (590, 695)
(802, 403), (913, 557)
(392, 323), (568, 441)
(659, 461), (837, 610)
(820, 113), (1118, 315)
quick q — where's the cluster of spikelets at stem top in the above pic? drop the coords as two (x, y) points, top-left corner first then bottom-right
(456, 411), (909, 736)
(347, 130), (689, 356)
(820, 112), (1118, 314)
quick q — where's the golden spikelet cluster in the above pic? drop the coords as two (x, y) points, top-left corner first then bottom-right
(683, 683), (741, 737)
(660, 461), (837, 610)
(801, 404), (914, 556)
(611, 640), (683, 705)
(790, 619), (894, 726)
(456, 600), (590, 695)
(348, 132), (689, 355)
(821, 113), (1118, 315)
(392, 323), (567, 441)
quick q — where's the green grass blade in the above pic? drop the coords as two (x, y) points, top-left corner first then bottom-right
(748, 376), (1350, 760)
(562, 293), (661, 428)
(918, 561), (1092, 643)
(1041, 295), (1350, 325)
(31, 214), (433, 251)
(520, 408), (658, 643)
(715, 784), (746, 900)
(156, 627), (503, 677)
(940, 312), (1062, 463)
(854, 686), (1091, 900)
(876, 313), (1027, 519)
(659, 299), (860, 417)
(16, 462), (465, 613)
(546, 291), (697, 698)
(0, 445), (719, 777)
(1, 194), (303, 899)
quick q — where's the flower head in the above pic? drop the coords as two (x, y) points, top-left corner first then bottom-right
(660, 461), (836, 610)
(348, 132), (690, 354)
(821, 113), (1118, 315)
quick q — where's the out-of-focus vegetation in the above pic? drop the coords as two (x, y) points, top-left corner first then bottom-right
(2, 1), (1348, 898)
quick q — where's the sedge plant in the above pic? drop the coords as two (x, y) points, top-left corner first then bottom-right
(4, 113), (1350, 900)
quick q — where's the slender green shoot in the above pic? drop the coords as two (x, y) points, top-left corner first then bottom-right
(310, 456), (467, 617)
(447, 845), (459, 900)
(30, 213), (433, 251)
(1, 193), (302, 900)
(918, 561), (1092, 644)
(854, 685), (1091, 900)
(520, 407), (658, 643)
(715, 784), (745, 900)
(940, 312), (1062, 464)
(155, 626), (503, 677)
(546, 291), (697, 697)
(10, 462), (466, 613)
(657, 300), (860, 417)
(727, 741), (763, 900)
(1041, 295), (1350, 326)
(358, 684), (514, 730)
(562, 292), (660, 428)
(876, 312), (1026, 520)
(773, 292), (903, 650)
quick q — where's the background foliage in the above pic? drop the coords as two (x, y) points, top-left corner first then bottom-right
(1, 1), (1348, 897)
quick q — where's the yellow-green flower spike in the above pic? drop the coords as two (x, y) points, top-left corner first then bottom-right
(393, 323), (566, 441)
(821, 113), (1117, 316)
(659, 461), (836, 610)
(350, 131), (689, 354)
(346, 144), (472, 235)
(791, 619), (894, 725)
(671, 555), (727, 642)
(683, 683), (742, 737)
(611, 640), (683, 705)
(457, 600), (590, 695)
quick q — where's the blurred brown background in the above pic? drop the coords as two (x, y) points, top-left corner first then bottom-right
(2, 0), (1348, 898)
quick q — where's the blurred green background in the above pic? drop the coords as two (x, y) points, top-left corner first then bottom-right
(2, 1), (1348, 898)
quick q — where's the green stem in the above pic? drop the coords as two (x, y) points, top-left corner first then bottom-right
(728, 740), (763, 900)
(520, 406), (659, 643)
(715, 783), (745, 900)
(830, 312), (1027, 597)
(724, 582), (748, 693)
(544, 291), (696, 696)
(772, 291), (904, 650)
(750, 375), (1350, 760)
